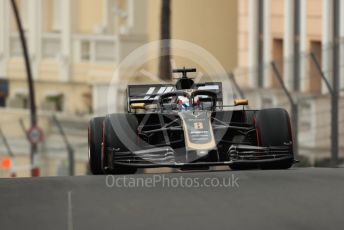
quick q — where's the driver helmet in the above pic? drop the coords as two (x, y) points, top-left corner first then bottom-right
(177, 96), (190, 110)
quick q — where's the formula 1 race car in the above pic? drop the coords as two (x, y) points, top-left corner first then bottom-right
(88, 68), (295, 174)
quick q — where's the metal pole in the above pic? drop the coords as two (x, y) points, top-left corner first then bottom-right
(52, 115), (75, 176)
(158, 0), (171, 81)
(293, 0), (300, 91)
(331, 0), (340, 166)
(19, 118), (30, 140)
(257, 0), (264, 87)
(0, 127), (14, 158)
(310, 52), (340, 166)
(228, 72), (250, 110)
(271, 62), (298, 157)
(310, 53), (334, 94)
(0, 127), (16, 177)
(10, 0), (38, 175)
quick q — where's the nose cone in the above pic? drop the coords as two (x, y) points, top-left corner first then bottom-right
(197, 150), (208, 157)
(179, 111), (217, 151)
(186, 149), (218, 163)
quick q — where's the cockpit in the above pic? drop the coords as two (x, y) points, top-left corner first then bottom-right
(127, 67), (223, 113)
(159, 90), (217, 112)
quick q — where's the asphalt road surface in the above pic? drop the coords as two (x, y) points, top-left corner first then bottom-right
(0, 167), (344, 230)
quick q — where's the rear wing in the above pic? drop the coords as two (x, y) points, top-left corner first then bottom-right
(127, 82), (223, 112)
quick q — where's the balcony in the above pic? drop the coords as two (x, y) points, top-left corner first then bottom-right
(73, 34), (118, 64)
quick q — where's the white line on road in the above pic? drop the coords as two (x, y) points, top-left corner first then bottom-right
(68, 191), (73, 230)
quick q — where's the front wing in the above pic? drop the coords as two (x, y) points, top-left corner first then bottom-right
(105, 145), (294, 168)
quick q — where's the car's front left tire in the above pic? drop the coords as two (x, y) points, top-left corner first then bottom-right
(255, 108), (294, 170)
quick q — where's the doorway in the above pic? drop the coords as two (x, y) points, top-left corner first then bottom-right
(272, 38), (284, 88)
(309, 41), (322, 93)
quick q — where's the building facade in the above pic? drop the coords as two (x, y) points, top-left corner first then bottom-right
(238, 0), (344, 91)
(238, 0), (344, 162)
(147, 0), (238, 74)
(0, 0), (239, 177)
(0, 0), (239, 116)
(0, 0), (148, 115)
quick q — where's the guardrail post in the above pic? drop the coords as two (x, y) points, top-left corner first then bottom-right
(52, 116), (75, 176)
(310, 52), (338, 166)
(0, 127), (16, 177)
(271, 62), (298, 158)
(229, 72), (246, 99)
(228, 73), (250, 109)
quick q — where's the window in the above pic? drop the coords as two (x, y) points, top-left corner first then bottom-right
(94, 41), (115, 62)
(42, 34), (60, 58)
(14, 93), (29, 109)
(81, 41), (91, 61)
(0, 79), (9, 107)
(44, 93), (64, 112)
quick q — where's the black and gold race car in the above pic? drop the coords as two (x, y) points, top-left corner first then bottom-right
(88, 68), (295, 174)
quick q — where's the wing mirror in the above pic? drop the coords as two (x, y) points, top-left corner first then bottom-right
(130, 103), (145, 109)
(234, 99), (248, 106)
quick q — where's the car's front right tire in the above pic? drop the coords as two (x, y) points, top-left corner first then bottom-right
(103, 114), (138, 174)
(88, 117), (105, 175)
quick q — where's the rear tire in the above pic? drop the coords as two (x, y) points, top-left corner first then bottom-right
(88, 117), (104, 175)
(103, 114), (138, 174)
(255, 108), (294, 170)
